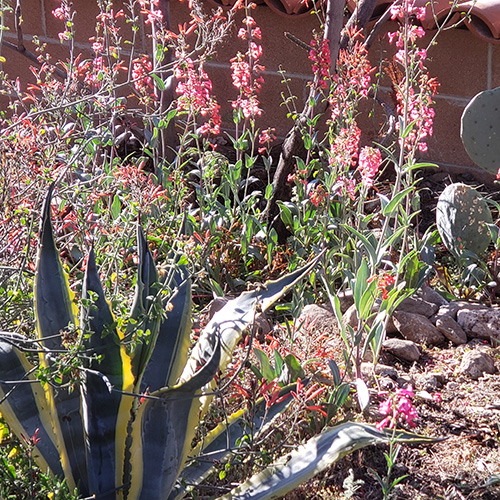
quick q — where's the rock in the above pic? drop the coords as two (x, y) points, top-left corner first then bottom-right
(343, 304), (358, 329)
(457, 307), (500, 342)
(343, 302), (398, 334)
(415, 374), (441, 391)
(396, 296), (439, 318)
(298, 304), (337, 335)
(420, 286), (449, 307)
(383, 338), (421, 362)
(392, 311), (445, 346)
(458, 350), (496, 380)
(430, 303), (460, 323)
(379, 377), (396, 391)
(208, 297), (229, 318)
(361, 362), (398, 380)
(435, 316), (468, 345)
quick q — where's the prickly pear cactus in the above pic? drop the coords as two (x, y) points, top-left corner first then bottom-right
(461, 86), (500, 175)
(436, 183), (492, 257)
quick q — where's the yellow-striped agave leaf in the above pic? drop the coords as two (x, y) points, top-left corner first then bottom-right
(127, 226), (161, 390)
(140, 262), (192, 393)
(217, 423), (441, 500)
(34, 184), (88, 495)
(0, 334), (63, 478)
(179, 252), (324, 413)
(81, 249), (134, 499)
(124, 334), (220, 500)
(169, 382), (298, 500)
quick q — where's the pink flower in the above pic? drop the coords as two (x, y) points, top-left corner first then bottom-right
(358, 147), (382, 187)
(175, 57), (221, 135)
(132, 56), (153, 93)
(379, 398), (392, 415)
(309, 32), (331, 90)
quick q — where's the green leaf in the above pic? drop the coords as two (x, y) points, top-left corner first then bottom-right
(216, 423), (441, 500)
(382, 187), (414, 217)
(253, 348), (276, 383)
(151, 73), (166, 91)
(353, 259), (369, 313)
(110, 194), (121, 220)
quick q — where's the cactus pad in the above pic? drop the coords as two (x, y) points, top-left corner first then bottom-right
(461, 86), (500, 176)
(436, 183), (492, 257)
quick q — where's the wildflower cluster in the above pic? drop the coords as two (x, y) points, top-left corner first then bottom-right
(368, 272), (396, 300)
(231, 8), (265, 120)
(358, 146), (383, 188)
(175, 56), (221, 136)
(52, 0), (74, 42)
(387, 0), (438, 154)
(309, 31), (330, 90)
(376, 386), (418, 431)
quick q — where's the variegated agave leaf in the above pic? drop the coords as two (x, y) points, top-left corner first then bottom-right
(179, 252), (324, 415)
(0, 333), (63, 478)
(169, 382), (299, 500)
(216, 422), (442, 500)
(34, 184), (89, 495)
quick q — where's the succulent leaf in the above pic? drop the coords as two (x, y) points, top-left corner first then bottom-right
(81, 249), (134, 498)
(127, 226), (161, 389)
(140, 262), (192, 393)
(436, 183), (492, 257)
(461, 86), (500, 175)
(34, 184), (88, 495)
(125, 334), (221, 500)
(0, 334), (63, 478)
(170, 382), (299, 500)
(179, 252), (324, 415)
(216, 423), (441, 500)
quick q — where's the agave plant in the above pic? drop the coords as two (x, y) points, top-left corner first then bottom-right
(0, 186), (439, 500)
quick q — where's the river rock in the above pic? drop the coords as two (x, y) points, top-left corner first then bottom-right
(392, 311), (445, 345)
(383, 338), (421, 362)
(456, 307), (500, 342)
(361, 362), (399, 380)
(435, 315), (468, 345)
(338, 289), (354, 313)
(458, 350), (496, 380)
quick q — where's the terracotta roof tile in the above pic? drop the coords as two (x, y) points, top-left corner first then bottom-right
(207, 0), (500, 43)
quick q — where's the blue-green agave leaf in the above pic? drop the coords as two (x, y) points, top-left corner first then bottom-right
(80, 249), (134, 499)
(127, 226), (161, 389)
(179, 252), (324, 412)
(34, 184), (88, 495)
(125, 334), (221, 500)
(217, 422), (441, 500)
(169, 383), (298, 500)
(0, 334), (63, 477)
(141, 262), (191, 393)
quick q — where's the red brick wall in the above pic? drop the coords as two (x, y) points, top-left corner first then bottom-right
(1, 1), (499, 174)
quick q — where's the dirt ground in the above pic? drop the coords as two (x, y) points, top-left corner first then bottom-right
(292, 343), (500, 500)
